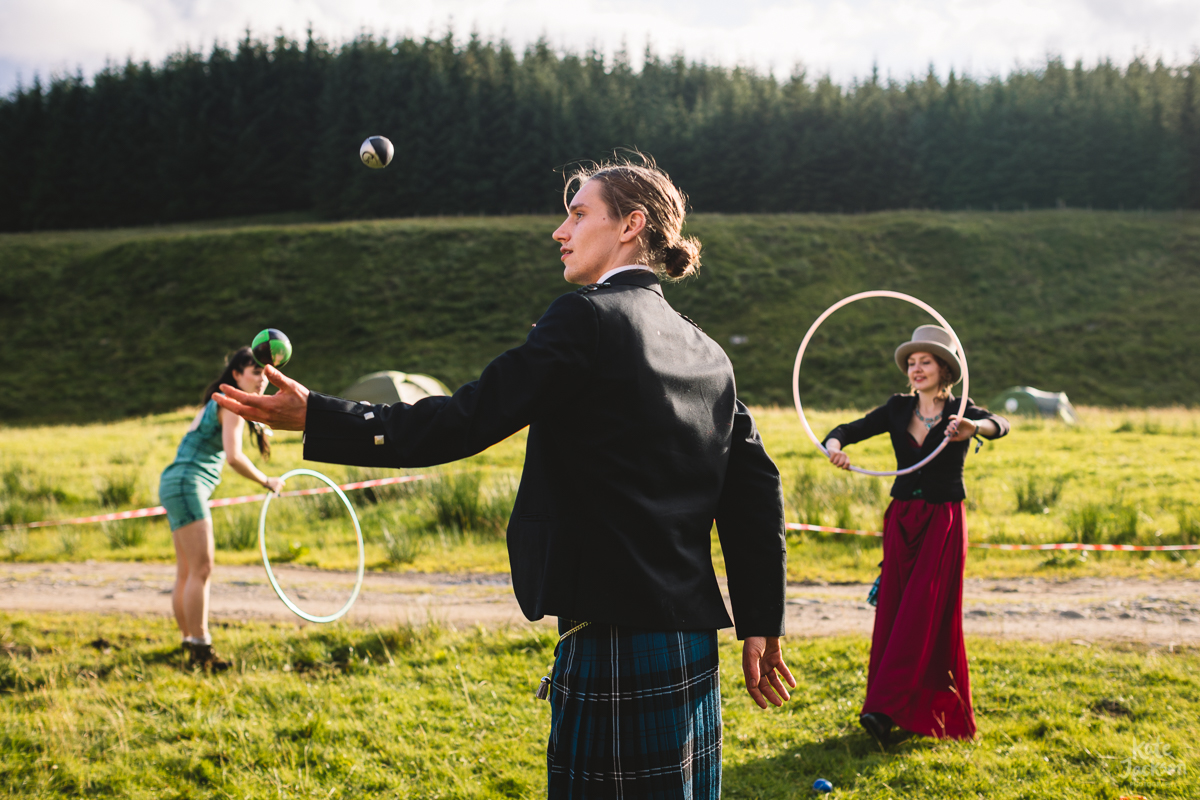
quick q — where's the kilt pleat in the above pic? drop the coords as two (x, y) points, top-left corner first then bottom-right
(547, 621), (721, 800)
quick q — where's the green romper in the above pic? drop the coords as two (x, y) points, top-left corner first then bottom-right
(158, 400), (226, 531)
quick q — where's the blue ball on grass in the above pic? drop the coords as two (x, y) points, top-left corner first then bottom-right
(813, 778), (833, 793)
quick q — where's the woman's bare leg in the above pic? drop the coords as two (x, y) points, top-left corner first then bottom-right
(171, 527), (191, 638)
(172, 518), (214, 641)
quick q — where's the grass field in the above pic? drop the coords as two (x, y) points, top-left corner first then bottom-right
(1, 611), (1196, 799)
(3, 210), (1200, 425)
(3, 405), (1199, 583)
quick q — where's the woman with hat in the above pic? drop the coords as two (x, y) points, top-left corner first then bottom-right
(823, 324), (1009, 743)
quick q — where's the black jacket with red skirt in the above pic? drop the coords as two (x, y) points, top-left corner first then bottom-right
(823, 394), (1010, 504)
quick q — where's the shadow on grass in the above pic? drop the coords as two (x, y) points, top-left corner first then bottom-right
(133, 644), (190, 669)
(724, 726), (937, 798)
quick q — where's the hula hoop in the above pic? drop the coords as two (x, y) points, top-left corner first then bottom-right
(258, 468), (365, 623)
(792, 290), (970, 478)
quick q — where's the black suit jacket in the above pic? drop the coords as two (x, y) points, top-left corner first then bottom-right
(824, 394), (1010, 503)
(303, 270), (786, 637)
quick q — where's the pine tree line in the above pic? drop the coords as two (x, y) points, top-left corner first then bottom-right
(2, 31), (1198, 231)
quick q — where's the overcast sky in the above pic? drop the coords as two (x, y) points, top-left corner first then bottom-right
(2, 0), (1198, 95)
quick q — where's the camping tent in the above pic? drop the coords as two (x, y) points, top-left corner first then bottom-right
(989, 386), (1078, 425)
(341, 371), (451, 405)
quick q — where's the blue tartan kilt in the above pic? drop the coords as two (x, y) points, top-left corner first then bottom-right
(548, 620), (722, 800)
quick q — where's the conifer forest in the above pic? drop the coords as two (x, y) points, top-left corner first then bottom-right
(2, 32), (1198, 231)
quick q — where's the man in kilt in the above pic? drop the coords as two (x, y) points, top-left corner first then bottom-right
(217, 158), (795, 799)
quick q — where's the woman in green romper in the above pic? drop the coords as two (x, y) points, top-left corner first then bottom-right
(159, 347), (284, 670)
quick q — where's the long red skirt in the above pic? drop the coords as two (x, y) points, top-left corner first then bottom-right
(862, 498), (976, 740)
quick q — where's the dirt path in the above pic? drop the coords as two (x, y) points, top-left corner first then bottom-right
(2, 562), (1198, 645)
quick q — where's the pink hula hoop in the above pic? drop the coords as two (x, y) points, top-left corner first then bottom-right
(792, 290), (970, 477)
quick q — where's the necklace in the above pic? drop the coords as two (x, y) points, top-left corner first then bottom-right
(914, 406), (942, 430)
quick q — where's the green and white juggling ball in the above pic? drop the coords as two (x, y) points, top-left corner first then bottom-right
(251, 328), (293, 368)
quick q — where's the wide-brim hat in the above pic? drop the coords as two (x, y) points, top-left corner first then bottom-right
(894, 324), (962, 385)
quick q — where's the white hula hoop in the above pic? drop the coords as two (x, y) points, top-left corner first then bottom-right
(792, 290), (970, 477)
(258, 468), (365, 623)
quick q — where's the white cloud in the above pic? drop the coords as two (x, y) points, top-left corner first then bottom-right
(1, 0), (1197, 94)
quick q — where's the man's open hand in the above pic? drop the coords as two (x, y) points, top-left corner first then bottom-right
(214, 365), (310, 431)
(742, 636), (796, 709)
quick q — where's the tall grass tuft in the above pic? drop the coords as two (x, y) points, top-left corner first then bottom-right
(428, 472), (514, 537)
(1014, 473), (1066, 514)
(97, 470), (139, 508)
(381, 522), (420, 564)
(102, 520), (146, 549)
(482, 474), (518, 536)
(1, 529), (28, 560)
(1068, 503), (1104, 544)
(788, 465), (885, 530)
(58, 527), (82, 557)
(791, 468), (826, 527)
(0, 498), (32, 528)
(430, 472), (484, 531)
(305, 491), (345, 520)
(1110, 503), (1139, 543)
(1, 462), (74, 531)
(1066, 501), (1139, 545)
(833, 495), (854, 530)
(215, 505), (259, 550)
(1177, 505), (1200, 546)
(2, 462), (73, 505)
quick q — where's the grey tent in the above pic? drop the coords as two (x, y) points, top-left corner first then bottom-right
(989, 386), (1078, 425)
(342, 371), (451, 405)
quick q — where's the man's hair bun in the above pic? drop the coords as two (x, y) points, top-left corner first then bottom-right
(662, 237), (701, 279)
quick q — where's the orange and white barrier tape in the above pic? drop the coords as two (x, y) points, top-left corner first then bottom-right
(967, 541), (1200, 551)
(787, 522), (882, 538)
(0, 475), (427, 531)
(8, 494), (1197, 552)
(785, 522), (1200, 551)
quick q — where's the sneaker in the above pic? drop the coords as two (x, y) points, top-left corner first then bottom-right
(188, 643), (232, 673)
(859, 712), (894, 745)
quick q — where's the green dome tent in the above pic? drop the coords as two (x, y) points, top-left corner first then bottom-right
(989, 386), (1078, 425)
(342, 371), (451, 405)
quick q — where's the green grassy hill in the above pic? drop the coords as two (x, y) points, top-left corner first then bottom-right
(2, 210), (1198, 423)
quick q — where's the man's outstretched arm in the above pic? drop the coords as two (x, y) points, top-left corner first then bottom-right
(216, 291), (599, 469)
